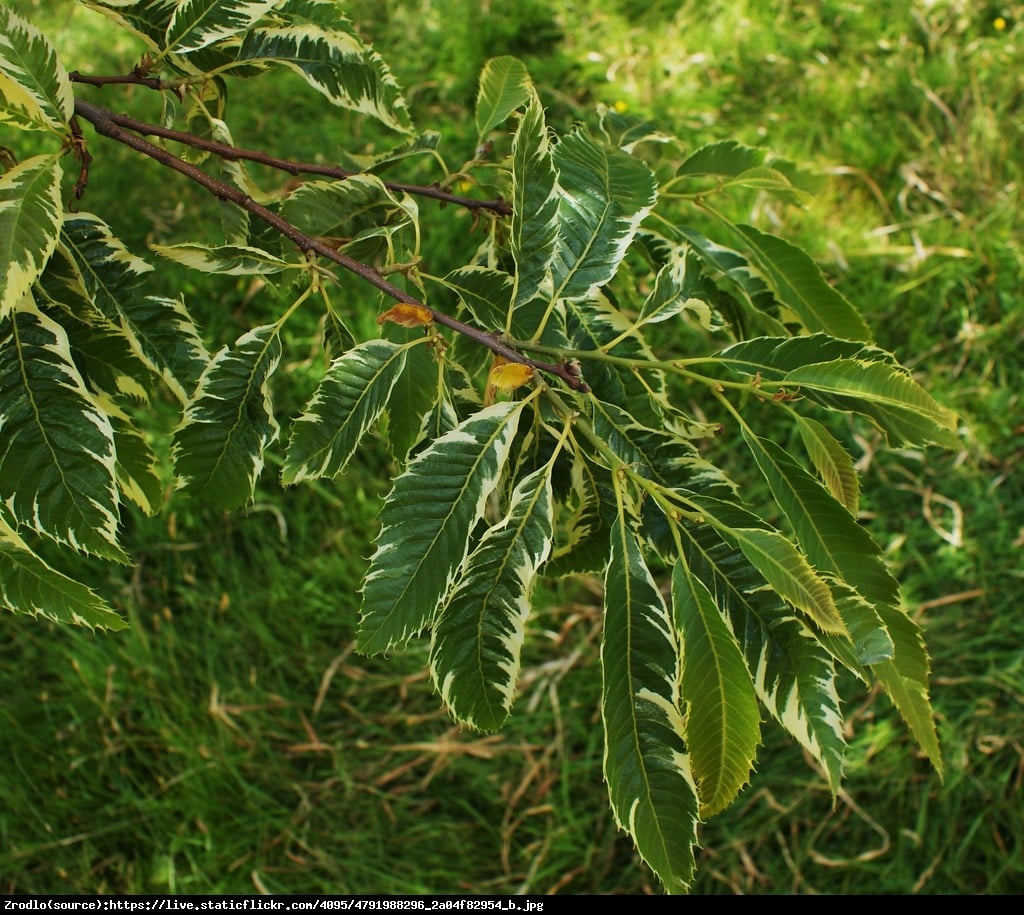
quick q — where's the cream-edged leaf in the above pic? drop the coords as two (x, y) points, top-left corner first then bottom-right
(150, 242), (298, 275)
(550, 128), (658, 302)
(165, 0), (278, 53)
(238, 17), (413, 134)
(431, 465), (554, 731)
(0, 155), (63, 318)
(0, 300), (125, 562)
(0, 7), (74, 132)
(358, 402), (524, 655)
(282, 339), (409, 484)
(172, 323), (282, 509)
(475, 55), (532, 138)
(0, 516), (126, 630)
(509, 91), (558, 312)
(602, 515), (699, 893)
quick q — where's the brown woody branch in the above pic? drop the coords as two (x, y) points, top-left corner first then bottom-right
(72, 98), (588, 393)
(67, 76), (511, 217)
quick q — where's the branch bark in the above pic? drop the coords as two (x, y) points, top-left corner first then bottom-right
(67, 76), (511, 216)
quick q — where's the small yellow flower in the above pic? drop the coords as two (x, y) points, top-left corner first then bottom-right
(994, 16), (1008, 31)
(613, 99), (629, 113)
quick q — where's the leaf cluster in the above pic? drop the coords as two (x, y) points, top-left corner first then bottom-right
(0, 2), (959, 892)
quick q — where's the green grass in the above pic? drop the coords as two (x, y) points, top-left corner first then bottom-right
(3, 0), (1023, 895)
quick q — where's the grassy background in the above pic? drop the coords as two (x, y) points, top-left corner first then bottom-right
(2, 0), (1022, 894)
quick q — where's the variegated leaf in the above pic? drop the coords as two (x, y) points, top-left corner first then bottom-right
(0, 516), (126, 630)
(673, 559), (760, 817)
(550, 128), (657, 302)
(475, 56), (532, 138)
(509, 91), (558, 312)
(238, 18), (413, 134)
(79, 1), (178, 52)
(0, 7), (74, 133)
(0, 300), (125, 561)
(111, 412), (164, 516)
(0, 154), (63, 318)
(165, 0), (279, 54)
(172, 323), (282, 509)
(150, 242), (298, 275)
(431, 465), (554, 731)
(682, 519), (846, 790)
(358, 401), (524, 655)
(383, 337), (441, 461)
(602, 514), (698, 894)
(282, 339), (409, 484)
(57, 215), (209, 404)
(280, 174), (397, 238)
(437, 266), (514, 331)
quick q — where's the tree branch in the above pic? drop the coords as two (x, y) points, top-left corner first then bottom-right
(67, 88), (512, 217)
(72, 98), (588, 393)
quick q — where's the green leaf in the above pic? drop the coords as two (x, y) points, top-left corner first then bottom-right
(872, 603), (943, 775)
(721, 522), (845, 635)
(165, 0), (279, 54)
(475, 56), (532, 137)
(238, 17), (413, 134)
(673, 560), (760, 817)
(509, 92), (558, 311)
(282, 339), (410, 484)
(550, 129), (658, 302)
(358, 401), (524, 655)
(682, 520), (846, 789)
(0, 301), (125, 562)
(827, 580), (895, 669)
(0, 6), (74, 133)
(431, 464), (554, 731)
(602, 515), (698, 893)
(0, 154), (63, 318)
(0, 517), (126, 630)
(740, 429), (899, 609)
(793, 414), (860, 513)
(172, 323), (282, 509)
(723, 167), (813, 206)
(785, 359), (960, 448)
(729, 223), (873, 341)
(675, 140), (763, 178)
(149, 242), (298, 275)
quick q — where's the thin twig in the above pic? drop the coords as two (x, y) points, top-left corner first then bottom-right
(73, 98), (588, 393)
(67, 89), (512, 216)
